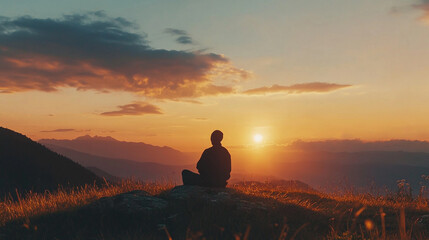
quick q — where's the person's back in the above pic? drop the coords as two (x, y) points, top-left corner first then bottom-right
(197, 144), (231, 187)
(182, 130), (231, 188)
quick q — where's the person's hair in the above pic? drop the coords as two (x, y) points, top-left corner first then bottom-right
(211, 130), (223, 144)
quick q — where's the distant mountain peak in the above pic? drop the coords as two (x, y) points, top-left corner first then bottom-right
(74, 135), (117, 141)
(39, 134), (192, 165)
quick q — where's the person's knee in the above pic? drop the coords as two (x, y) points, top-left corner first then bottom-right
(182, 169), (190, 176)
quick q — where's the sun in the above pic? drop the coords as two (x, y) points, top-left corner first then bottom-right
(253, 134), (263, 143)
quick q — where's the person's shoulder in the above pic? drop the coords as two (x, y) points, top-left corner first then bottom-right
(206, 145), (230, 154)
(202, 147), (211, 153)
(206, 146), (221, 152)
(220, 146), (230, 154)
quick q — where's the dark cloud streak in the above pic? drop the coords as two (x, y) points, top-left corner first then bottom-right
(243, 82), (352, 95)
(165, 28), (195, 45)
(410, 0), (429, 22)
(41, 128), (91, 133)
(101, 102), (162, 116)
(41, 129), (76, 133)
(176, 36), (193, 44)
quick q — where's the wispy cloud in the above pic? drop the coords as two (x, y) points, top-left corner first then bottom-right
(243, 82), (352, 95)
(194, 117), (208, 121)
(100, 102), (162, 116)
(41, 129), (90, 133)
(0, 12), (247, 99)
(165, 28), (195, 45)
(414, 0), (429, 23)
(396, 0), (429, 23)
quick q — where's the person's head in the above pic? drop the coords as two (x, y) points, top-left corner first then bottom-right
(210, 130), (223, 146)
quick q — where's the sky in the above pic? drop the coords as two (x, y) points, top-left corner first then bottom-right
(1, 0), (429, 152)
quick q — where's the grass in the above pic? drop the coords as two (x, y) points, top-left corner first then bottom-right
(0, 179), (174, 227)
(1, 180), (429, 239)
(234, 182), (429, 239)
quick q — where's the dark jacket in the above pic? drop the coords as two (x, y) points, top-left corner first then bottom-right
(197, 145), (231, 187)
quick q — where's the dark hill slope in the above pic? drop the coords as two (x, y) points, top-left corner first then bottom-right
(0, 127), (100, 196)
(86, 167), (121, 183)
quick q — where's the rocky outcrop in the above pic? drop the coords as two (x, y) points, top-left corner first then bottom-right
(85, 186), (269, 218)
(165, 185), (231, 201)
(87, 190), (168, 216)
(163, 185), (268, 211)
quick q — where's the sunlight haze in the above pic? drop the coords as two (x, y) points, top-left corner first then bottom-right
(1, 0), (429, 152)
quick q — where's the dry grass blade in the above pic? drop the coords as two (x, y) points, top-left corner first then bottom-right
(399, 208), (407, 240)
(380, 208), (386, 240)
(277, 223), (289, 240)
(290, 223), (309, 240)
(243, 225), (251, 240)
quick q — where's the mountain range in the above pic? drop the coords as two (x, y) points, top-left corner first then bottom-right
(5, 125), (429, 196)
(41, 135), (429, 193)
(272, 151), (429, 193)
(39, 135), (194, 165)
(42, 143), (191, 183)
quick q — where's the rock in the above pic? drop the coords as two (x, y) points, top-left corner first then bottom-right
(164, 185), (268, 211)
(85, 186), (270, 221)
(166, 186), (231, 201)
(88, 190), (168, 216)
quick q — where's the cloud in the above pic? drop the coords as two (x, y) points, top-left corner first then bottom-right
(0, 13), (247, 99)
(165, 28), (195, 45)
(414, 0), (429, 23)
(194, 117), (208, 121)
(41, 129), (76, 132)
(243, 82), (352, 95)
(100, 102), (162, 116)
(41, 128), (90, 132)
(176, 36), (193, 44)
(399, 0), (429, 23)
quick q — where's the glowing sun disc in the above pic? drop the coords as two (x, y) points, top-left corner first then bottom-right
(253, 134), (263, 143)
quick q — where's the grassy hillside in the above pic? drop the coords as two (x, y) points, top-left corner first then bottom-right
(1, 181), (428, 239)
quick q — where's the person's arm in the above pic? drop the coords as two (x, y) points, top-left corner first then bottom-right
(197, 150), (208, 175)
(226, 151), (231, 180)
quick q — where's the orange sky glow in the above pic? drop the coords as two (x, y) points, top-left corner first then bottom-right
(1, 0), (429, 154)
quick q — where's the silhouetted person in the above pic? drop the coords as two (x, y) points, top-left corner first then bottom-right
(182, 130), (231, 188)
